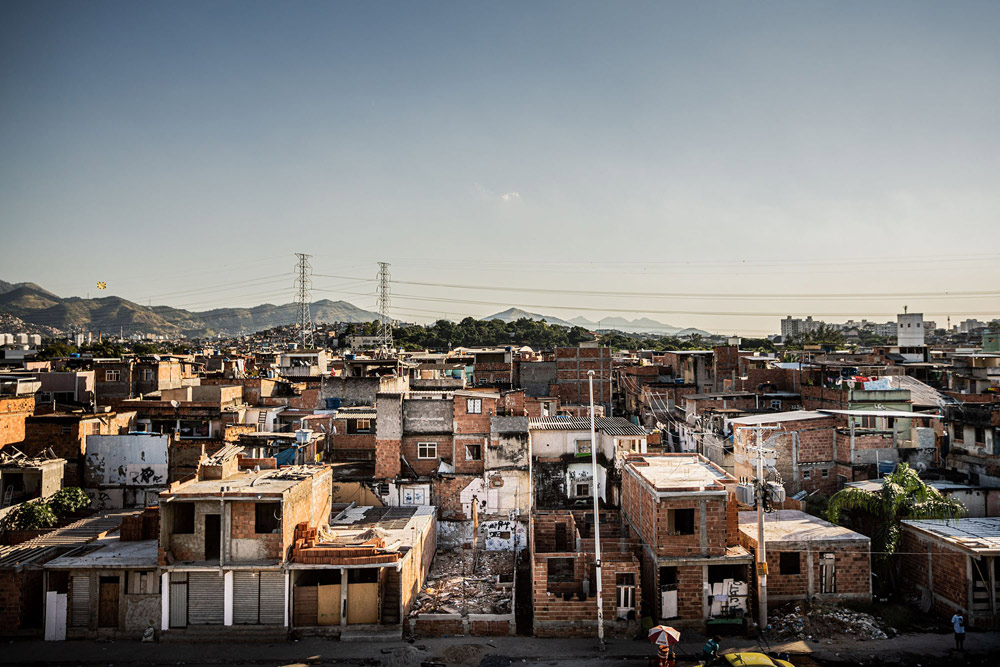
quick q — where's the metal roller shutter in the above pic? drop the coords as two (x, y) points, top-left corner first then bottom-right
(233, 572), (260, 624)
(70, 575), (90, 628)
(169, 573), (188, 628)
(259, 572), (285, 625)
(187, 572), (224, 625)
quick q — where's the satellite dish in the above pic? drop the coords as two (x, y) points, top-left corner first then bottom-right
(170, 400), (179, 408)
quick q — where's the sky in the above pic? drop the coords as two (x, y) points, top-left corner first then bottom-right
(1, 1), (998, 335)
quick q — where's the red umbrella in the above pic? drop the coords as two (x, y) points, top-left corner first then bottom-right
(648, 625), (681, 646)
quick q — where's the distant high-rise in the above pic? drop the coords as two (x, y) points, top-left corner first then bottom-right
(897, 309), (925, 347)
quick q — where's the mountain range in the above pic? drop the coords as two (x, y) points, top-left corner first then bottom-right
(483, 307), (710, 337)
(0, 281), (380, 338)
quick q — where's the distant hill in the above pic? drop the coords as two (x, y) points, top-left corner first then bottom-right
(564, 312), (711, 337)
(0, 281), (381, 338)
(483, 308), (577, 328)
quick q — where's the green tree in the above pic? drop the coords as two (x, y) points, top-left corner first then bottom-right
(36, 340), (78, 360)
(49, 487), (91, 515)
(827, 463), (965, 594)
(5, 499), (58, 530)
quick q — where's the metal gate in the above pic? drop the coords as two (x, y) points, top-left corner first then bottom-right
(233, 572), (260, 624)
(187, 572), (224, 625)
(259, 572), (285, 625)
(169, 572), (188, 628)
(70, 575), (90, 628)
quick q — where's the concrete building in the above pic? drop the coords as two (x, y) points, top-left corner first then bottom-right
(157, 464), (332, 635)
(737, 510), (871, 604)
(83, 433), (170, 509)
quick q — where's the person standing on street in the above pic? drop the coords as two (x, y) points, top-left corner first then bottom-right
(951, 612), (965, 650)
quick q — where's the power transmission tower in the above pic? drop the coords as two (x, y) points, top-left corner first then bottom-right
(376, 262), (393, 352)
(294, 253), (314, 347)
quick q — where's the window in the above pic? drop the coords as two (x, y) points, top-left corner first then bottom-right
(860, 414), (877, 429)
(348, 418), (372, 434)
(820, 552), (836, 593)
(770, 399), (782, 410)
(802, 469), (811, 480)
(61, 425), (72, 435)
(417, 442), (437, 459)
(90, 422), (100, 435)
(465, 443), (482, 461)
(616, 573), (636, 610)
(575, 482), (591, 497)
(821, 469), (829, 478)
(547, 557), (575, 584)
(466, 398), (482, 414)
(172, 503), (195, 534)
(669, 508), (695, 535)
(975, 427), (985, 444)
(575, 439), (592, 457)
(255, 502), (281, 534)
(141, 369), (154, 381)
(402, 487), (426, 505)
(954, 427), (963, 443)
(779, 552), (801, 575)
(105, 369), (120, 382)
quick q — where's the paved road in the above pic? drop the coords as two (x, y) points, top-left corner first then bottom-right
(2, 632), (997, 666)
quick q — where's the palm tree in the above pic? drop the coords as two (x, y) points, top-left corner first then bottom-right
(827, 463), (966, 594)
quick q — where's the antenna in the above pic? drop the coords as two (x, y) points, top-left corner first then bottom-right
(376, 261), (393, 352)
(294, 253), (314, 348)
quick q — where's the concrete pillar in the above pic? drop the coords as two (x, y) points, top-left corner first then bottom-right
(340, 568), (348, 626)
(223, 570), (233, 626)
(161, 572), (170, 631)
(284, 571), (290, 627)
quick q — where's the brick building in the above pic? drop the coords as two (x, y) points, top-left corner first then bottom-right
(530, 509), (642, 637)
(899, 517), (1000, 629)
(554, 345), (612, 410)
(620, 454), (752, 630)
(0, 396), (34, 451)
(21, 410), (136, 486)
(93, 357), (196, 402)
(157, 464), (332, 634)
(738, 510), (871, 604)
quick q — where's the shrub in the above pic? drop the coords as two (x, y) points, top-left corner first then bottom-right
(49, 487), (91, 515)
(8, 500), (58, 530)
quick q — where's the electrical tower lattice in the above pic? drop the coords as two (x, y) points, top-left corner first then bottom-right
(377, 262), (393, 351)
(294, 253), (314, 347)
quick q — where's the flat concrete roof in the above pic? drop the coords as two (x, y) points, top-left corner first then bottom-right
(738, 510), (869, 545)
(728, 411), (832, 426)
(627, 454), (732, 493)
(165, 466), (326, 498)
(45, 536), (157, 569)
(329, 505), (435, 547)
(901, 518), (1000, 555)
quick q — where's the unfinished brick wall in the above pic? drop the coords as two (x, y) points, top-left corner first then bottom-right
(0, 397), (33, 450)
(230, 501), (281, 559)
(400, 435), (453, 477)
(433, 475), (473, 520)
(899, 528), (970, 622)
(329, 429), (377, 461)
(375, 439), (401, 479)
(555, 346), (612, 407)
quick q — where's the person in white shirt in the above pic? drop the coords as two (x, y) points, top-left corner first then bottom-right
(951, 612), (965, 650)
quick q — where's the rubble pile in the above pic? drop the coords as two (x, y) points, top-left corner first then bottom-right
(770, 603), (895, 642)
(411, 549), (514, 616)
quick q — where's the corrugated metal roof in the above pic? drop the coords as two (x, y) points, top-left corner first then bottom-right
(528, 416), (647, 437)
(0, 508), (140, 568)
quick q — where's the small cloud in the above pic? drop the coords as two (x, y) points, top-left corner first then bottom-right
(501, 191), (520, 201)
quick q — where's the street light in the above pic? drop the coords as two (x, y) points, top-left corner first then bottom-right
(587, 370), (605, 650)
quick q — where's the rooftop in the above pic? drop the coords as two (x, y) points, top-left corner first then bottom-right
(44, 535), (157, 569)
(727, 410), (832, 426)
(528, 416), (647, 437)
(901, 518), (1000, 555)
(626, 454), (732, 493)
(164, 465), (327, 498)
(738, 510), (869, 544)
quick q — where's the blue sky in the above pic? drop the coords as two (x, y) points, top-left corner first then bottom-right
(1, 1), (998, 334)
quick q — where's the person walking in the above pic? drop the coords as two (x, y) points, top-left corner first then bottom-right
(702, 635), (722, 664)
(951, 612), (966, 651)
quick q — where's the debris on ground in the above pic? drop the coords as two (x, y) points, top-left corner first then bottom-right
(770, 602), (895, 642)
(411, 549), (514, 616)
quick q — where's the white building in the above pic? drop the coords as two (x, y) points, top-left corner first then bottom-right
(897, 312), (925, 347)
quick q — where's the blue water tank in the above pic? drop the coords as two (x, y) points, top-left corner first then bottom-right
(325, 398), (342, 410)
(345, 353), (355, 360)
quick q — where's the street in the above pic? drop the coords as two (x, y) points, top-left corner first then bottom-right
(2, 632), (998, 667)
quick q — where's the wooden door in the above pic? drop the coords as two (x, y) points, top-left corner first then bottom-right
(98, 577), (119, 628)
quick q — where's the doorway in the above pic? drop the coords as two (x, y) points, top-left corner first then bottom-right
(205, 514), (221, 562)
(98, 576), (119, 628)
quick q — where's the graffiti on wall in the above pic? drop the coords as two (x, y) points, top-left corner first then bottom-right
(481, 519), (527, 551)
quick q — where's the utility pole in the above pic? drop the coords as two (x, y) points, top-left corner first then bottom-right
(294, 253), (313, 348)
(587, 370), (605, 650)
(743, 425), (778, 633)
(376, 262), (393, 353)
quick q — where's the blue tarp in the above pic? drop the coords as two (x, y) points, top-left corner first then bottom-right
(275, 447), (296, 467)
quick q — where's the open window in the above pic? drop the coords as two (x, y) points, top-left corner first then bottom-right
(172, 503), (195, 534)
(255, 502), (281, 534)
(779, 552), (801, 575)
(668, 508), (695, 535)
